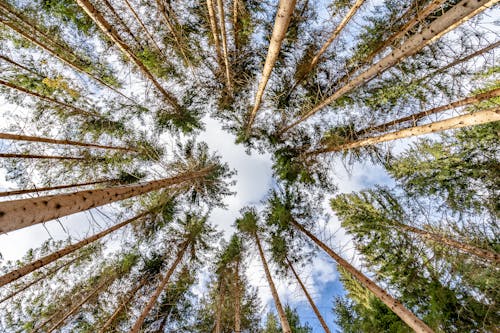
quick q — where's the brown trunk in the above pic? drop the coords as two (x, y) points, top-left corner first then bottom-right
(123, 0), (164, 55)
(0, 212), (147, 287)
(287, 258), (331, 333)
(0, 132), (137, 152)
(215, 278), (226, 333)
(254, 233), (292, 333)
(76, 0), (181, 110)
(0, 153), (86, 160)
(0, 79), (99, 118)
(207, 0), (223, 64)
(0, 255), (81, 304)
(307, 107), (500, 156)
(130, 241), (189, 333)
(279, 0), (495, 135)
(355, 88), (500, 136)
(234, 260), (241, 333)
(0, 54), (39, 76)
(98, 277), (147, 333)
(217, 0), (233, 92)
(0, 166), (214, 233)
(395, 222), (499, 264)
(232, 0), (239, 52)
(0, 179), (113, 197)
(289, 218), (434, 333)
(245, 0), (297, 135)
(102, 0), (142, 47)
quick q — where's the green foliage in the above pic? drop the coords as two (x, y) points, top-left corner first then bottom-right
(39, 0), (95, 35)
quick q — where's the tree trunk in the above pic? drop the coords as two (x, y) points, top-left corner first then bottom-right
(254, 233), (292, 333)
(0, 79), (99, 118)
(215, 278), (226, 333)
(234, 260), (241, 333)
(289, 218), (434, 333)
(307, 107), (500, 156)
(355, 88), (500, 136)
(0, 54), (39, 76)
(0, 153), (86, 160)
(287, 258), (331, 333)
(0, 166), (213, 233)
(98, 277), (147, 333)
(0, 132), (137, 152)
(75, 0), (181, 110)
(0, 255), (82, 304)
(123, 0), (164, 55)
(207, 0), (223, 64)
(232, 0), (239, 52)
(217, 0), (233, 92)
(395, 222), (499, 264)
(278, 0), (495, 135)
(102, 0), (143, 48)
(245, 0), (297, 135)
(0, 212), (147, 287)
(0, 179), (113, 197)
(293, 0), (365, 86)
(130, 241), (189, 333)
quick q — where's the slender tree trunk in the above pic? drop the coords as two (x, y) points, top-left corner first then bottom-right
(355, 88), (500, 136)
(394, 222), (499, 264)
(0, 54), (39, 76)
(232, 0), (239, 52)
(0, 179), (113, 197)
(0, 153), (86, 160)
(76, 0), (181, 110)
(234, 260), (241, 333)
(102, 0), (143, 47)
(217, 0), (233, 92)
(254, 233), (292, 333)
(215, 279), (226, 333)
(278, 0), (495, 135)
(0, 79), (99, 118)
(98, 277), (147, 333)
(293, 0), (365, 87)
(0, 166), (214, 233)
(289, 218), (434, 333)
(0, 132), (137, 152)
(245, 0), (297, 135)
(207, 0), (223, 62)
(307, 107), (500, 156)
(46, 277), (111, 332)
(0, 255), (82, 304)
(0, 212), (147, 287)
(287, 258), (331, 333)
(130, 241), (189, 333)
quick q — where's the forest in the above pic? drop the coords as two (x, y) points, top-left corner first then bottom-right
(0, 0), (498, 332)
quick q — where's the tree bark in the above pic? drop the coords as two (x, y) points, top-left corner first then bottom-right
(215, 278), (226, 333)
(0, 153), (86, 160)
(254, 233), (292, 333)
(217, 0), (233, 92)
(307, 107), (500, 156)
(207, 0), (223, 65)
(278, 0), (496, 135)
(0, 212), (147, 287)
(0, 179), (113, 197)
(76, 0), (181, 110)
(130, 240), (189, 333)
(355, 88), (500, 136)
(245, 0), (297, 135)
(289, 218), (434, 333)
(287, 258), (331, 333)
(0, 166), (213, 233)
(234, 260), (241, 333)
(0, 132), (137, 152)
(394, 222), (499, 264)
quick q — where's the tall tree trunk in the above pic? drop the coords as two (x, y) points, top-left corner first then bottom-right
(0, 132), (137, 152)
(234, 260), (241, 333)
(0, 153), (86, 160)
(232, 0), (239, 52)
(76, 0), (181, 110)
(394, 222), (499, 264)
(217, 0), (233, 92)
(245, 0), (297, 135)
(130, 241), (189, 333)
(307, 107), (500, 156)
(0, 79), (99, 118)
(0, 255), (82, 304)
(207, 0), (223, 64)
(293, 0), (365, 87)
(0, 166), (214, 233)
(287, 258), (331, 333)
(0, 212), (147, 287)
(355, 88), (500, 136)
(0, 54), (39, 76)
(215, 279), (226, 333)
(254, 233), (292, 333)
(289, 218), (434, 333)
(278, 0), (495, 135)
(0, 179), (113, 197)
(46, 277), (111, 332)
(98, 277), (147, 333)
